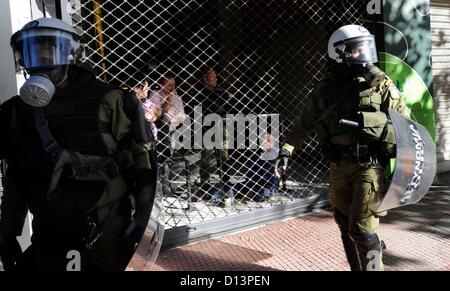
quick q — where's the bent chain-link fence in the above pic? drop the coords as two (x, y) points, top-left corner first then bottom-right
(67, 0), (376, 230)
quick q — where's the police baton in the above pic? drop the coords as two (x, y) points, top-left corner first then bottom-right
(339, 119), (360, 128)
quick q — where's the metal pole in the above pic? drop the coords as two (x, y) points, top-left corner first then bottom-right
(93, 0), (108, 81)
(55, 0), (62, 20)
(42, 0), (46, 17)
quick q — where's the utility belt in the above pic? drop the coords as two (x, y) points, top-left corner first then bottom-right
(322, 143), (386, 167)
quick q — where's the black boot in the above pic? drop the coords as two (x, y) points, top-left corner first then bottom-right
(350, 231), (384, 271)
(333, 209), (361, 271)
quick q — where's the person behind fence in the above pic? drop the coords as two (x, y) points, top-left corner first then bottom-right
(148, 73), (186, 143)
(279, 25), (410, 271)
(243, 134), (280, 203)
(0, 18), (155, 271)
(132, 79), (159, 140)
(197, 68), (232, 203)
(147, 73), (186, 195)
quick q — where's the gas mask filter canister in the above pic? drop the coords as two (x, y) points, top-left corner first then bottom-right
(19, 74), (56, 107)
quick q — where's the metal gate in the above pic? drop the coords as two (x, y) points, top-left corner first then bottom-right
(0, 160), (5, 198)
(66, 0), (379, 245)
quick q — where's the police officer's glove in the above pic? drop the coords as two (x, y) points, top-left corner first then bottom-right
(0, 234), (22, 271)
(124, 216), (149, 251)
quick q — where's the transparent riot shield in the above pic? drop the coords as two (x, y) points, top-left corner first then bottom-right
(143, 149), (165, 263)
(128, 149), (165, 268)
(139, 187), (165, 263)
(378, 109), (437, 212)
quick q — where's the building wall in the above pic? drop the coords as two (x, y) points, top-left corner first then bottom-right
(0, 0), (48, 104)
(0, 0), (17, 104)
(431, 0), (450, 174)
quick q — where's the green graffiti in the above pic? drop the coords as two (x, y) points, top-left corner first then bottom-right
(379, 52), (435, 141)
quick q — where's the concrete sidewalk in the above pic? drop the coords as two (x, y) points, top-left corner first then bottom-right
(130, 188), (450, 271)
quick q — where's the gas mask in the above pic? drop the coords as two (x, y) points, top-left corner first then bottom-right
(20, 66), (69, 107)
(354, 63), (386, 87)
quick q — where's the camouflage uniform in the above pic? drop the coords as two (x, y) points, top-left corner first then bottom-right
(284, 66), (410, 271)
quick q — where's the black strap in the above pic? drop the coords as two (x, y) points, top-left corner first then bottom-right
(33, 107), (62, 158)
(32, 107), (124, 200)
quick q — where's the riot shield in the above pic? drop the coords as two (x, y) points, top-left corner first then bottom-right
(377, 109), (437, 212)
(134, 190), (165, 263)
(128, 148), (165, 269)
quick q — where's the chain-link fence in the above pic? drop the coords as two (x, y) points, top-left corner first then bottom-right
(0, 160), (4, 198)
(67, 0), (379, 230)
(0, 159), (6, 199)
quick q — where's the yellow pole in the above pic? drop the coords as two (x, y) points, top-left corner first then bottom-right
(93, 0), (107, 81)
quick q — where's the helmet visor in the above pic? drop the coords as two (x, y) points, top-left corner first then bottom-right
(343, 36), (378, 65)
(11, 28), (80, 71)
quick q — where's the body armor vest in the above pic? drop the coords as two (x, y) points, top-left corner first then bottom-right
(44, 79), (112, 156)
(315, 77), (388, 147)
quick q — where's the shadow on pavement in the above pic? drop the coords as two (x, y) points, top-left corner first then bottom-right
(145, 240), (280, 271)
(382, 190), (450, 240)
(383, 251), (424, 268)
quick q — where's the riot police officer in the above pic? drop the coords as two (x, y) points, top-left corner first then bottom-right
(280, 25), (410, 271)
(0, 18), (155, 271)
